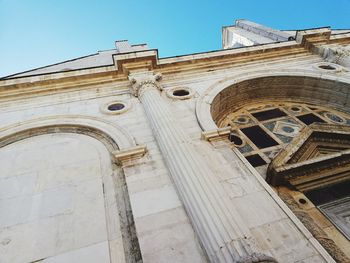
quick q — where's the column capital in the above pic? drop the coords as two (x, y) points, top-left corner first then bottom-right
(128, 71), (162, 97)
(321, 44), (350, 68)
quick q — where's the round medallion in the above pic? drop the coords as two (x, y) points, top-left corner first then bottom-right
(324, 112), (346, 124)
(101, 101), (130, 115)
(166, 87), (194, 100)
(233, 115), (250, 124)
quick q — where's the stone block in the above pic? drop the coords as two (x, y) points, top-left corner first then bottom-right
(42, 241), (110, 263)
(129, 184), (182, 218)
(231, 191), (287, 228)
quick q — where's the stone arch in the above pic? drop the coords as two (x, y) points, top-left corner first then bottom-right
(0, 115), (137, 151)
(0, 115), (141, 262)
(196, 69), (350, 131)
(196, 70), (350, 262)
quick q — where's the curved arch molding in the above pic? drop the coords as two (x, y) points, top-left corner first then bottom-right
(196, 69), (350, 131)
(0, 115), (137, 152)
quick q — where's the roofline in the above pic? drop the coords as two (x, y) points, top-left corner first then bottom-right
(1, 39), (293, 80)
(1, 52), (102, 80)
(2, 26), (350, 81)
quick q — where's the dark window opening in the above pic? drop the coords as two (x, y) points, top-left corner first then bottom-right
(108, 103), (125, 111)
(229, 134), (243, 146)
(241, 126), (278, 149)
(252, 108), (287, 121)
(173, 89), (190, 97)
(319, 64), (336, 70)
(246, 154), (267, 167)
(305, 180), (350, 206)
(297, 113), (325, 125)
(299, 198), (307, 204)
(291, 106), (302, 112)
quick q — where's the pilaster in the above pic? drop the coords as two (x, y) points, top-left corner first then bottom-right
(128, 70), (276, 263)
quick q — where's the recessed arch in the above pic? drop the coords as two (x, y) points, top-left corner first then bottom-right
(0, 115), (137, 152)
(0, 115), (141, 262)
(196, 69), (350, 131)
(196, 70), (350, 262)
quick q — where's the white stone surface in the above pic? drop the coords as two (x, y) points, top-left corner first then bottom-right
(1, 28), (349, 262)
(42, 241), (110, 263)
(130, 185), (182, 218)
(0, 134), (111, 263)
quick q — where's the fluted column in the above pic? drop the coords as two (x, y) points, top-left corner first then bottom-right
(129, 71), (276, 263)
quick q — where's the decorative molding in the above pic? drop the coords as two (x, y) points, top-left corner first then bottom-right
(320, 197), (350, 240)
(0, 115), (137, 151)
(201, 127), (231, 141)
(128, 72), (162, 97)
(267, 123), (350, 192)
(195, 70), (350, 132)
(1, 29), (349, 101)
(272, 121), (301, 137)
(319, 44), (350, 68)
(113, 145), (147, 166)
(295, 28), (331, 49)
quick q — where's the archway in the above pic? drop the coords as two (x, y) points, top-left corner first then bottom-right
(198, 73), (350, 262)
(0, 116), (141, 263)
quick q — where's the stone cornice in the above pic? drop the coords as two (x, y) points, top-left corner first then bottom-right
(267, 123), (350, 192)
(113, 145), (147, 166)
(1, 28), (350, 100)
(113, 50), (158, 74)
(201, 127), (231, 142)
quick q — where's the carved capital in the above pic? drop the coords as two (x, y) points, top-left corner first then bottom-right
(320, 44), (350, 68)
(128, 72), (162, 97)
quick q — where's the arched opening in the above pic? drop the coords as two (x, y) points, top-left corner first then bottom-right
(210, 75), (350, 262)
(0, 119), (141, 263)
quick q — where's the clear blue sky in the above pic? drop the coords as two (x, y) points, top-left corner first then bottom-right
(1, 0), (350, 77)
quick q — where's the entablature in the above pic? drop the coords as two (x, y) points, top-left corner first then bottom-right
(1, 27), (350, 101)
(267, 123), (350, 192)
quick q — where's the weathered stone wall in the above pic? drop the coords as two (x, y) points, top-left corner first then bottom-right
(0, 90), (207, 262)
(0, 134), (118, 262)
(1, 48), (349, 262)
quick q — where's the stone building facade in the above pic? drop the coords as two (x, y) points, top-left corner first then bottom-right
(1, 20), (350, 263)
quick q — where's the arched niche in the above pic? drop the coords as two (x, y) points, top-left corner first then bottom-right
(0, 115), (141, 263)
(196, 69), (350, 131)
(197, 72), (350, 262)
(0, 115), (136, 151)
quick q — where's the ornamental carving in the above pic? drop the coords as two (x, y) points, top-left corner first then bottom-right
(128, 72), (162, 97)
(321, 44), (350, 68)
(277, 189), (350, 263)
(267, 123), (350, 192)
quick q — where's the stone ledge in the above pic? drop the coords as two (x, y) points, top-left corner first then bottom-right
(201, 127), (231, 141)
(113, 145), (147, 166)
